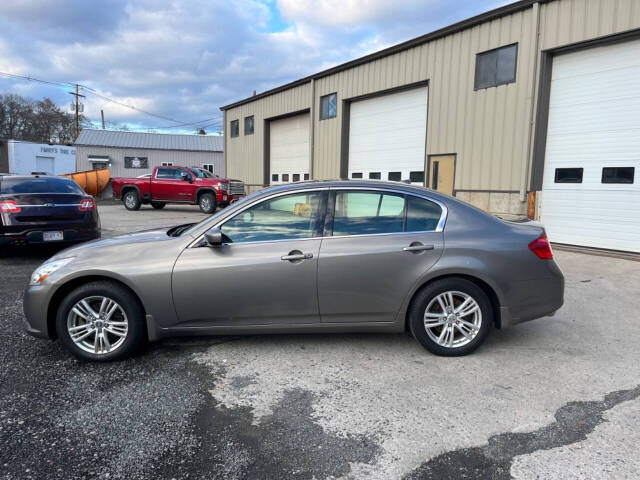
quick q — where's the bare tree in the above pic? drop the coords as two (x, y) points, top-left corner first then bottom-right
(0, 94), (84, 144)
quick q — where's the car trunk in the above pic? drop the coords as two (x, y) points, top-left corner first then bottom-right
(1, 193), (91, 231)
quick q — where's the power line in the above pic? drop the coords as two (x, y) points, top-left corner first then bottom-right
(0, 71), (72, 88)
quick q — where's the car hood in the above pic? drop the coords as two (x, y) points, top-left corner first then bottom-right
(49, 226), (189, 261)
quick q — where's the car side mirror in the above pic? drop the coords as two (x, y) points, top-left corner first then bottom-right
(181, 172), (192, 183)
(204, 227), (225, 247)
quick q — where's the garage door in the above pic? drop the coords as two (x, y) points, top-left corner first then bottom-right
(349, 86), (428, 184)
(270, 113), (310, 185)
(541, 39), (640, 253)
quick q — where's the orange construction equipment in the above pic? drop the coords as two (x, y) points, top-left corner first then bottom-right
(62, 168), (110, 197)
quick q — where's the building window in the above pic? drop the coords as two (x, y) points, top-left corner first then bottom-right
(602, 167), (634, 184)
(202, 163), (214, 173)
(292, 173), (300, 182)
(554, 168), (583, 183)
(272, 173), (279, 182)
(410, 171), (425, 183)
(230, 119), (239, 138)
(161, 162), (173, 167)
(388, 172), (401, 181)
(320, 93), (337, 120)
(124, 156), (148, 169)
(244, 116), (254, 135)
(369, 172), (381, 180)
(304, 173), (310, 180)
(474, 43), (518, 90)
(282, 173), (289, 182)
(351, 172), (363, 179)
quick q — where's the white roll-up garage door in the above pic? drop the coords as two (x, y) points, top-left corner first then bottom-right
(270, 113), (310, 185)
(541, 39), (640, 253)
(348, 86), (428, 184)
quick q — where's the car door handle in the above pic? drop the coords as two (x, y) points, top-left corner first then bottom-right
(403, 243), (435, 252)
(281, 252), (313, 261)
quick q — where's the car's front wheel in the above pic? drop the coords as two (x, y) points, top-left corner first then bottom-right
(55, 281), (146, 361)
(409, 278), (492, 356)
(198, 192), (216, 213)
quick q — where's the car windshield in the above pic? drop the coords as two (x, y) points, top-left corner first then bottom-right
(191, 168), (216, 178)
(0, 177), (84, 194)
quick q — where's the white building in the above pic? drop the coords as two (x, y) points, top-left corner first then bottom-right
(0, 140), (76, 175)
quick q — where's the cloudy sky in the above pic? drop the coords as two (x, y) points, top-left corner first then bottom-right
(0, 0), (507, 134)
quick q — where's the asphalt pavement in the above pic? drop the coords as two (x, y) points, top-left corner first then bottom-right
(1, 203), (639, 479)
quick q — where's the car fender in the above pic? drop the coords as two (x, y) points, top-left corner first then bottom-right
(119, 184), (142, 200)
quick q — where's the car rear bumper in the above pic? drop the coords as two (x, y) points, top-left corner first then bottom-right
(499, 269), (565, 328)
(0, 227), (100, 246)
(23, 284), (52, 339)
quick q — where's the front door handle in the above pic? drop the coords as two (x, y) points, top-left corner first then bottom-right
(403, 243), (435, 252)
(281, 251), (313, 261)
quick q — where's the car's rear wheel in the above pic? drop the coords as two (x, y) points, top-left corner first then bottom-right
(151, 201), (166, 209)
(198, 192), (216, 213)
(55, 281), (146, 361)
(123, 191), (141, 211)
(409, 278), (492, 356)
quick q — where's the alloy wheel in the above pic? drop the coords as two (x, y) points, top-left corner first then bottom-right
(66, 296), (129, 354)
(423, 290), (482, 348)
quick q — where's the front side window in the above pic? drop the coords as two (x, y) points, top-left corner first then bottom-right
(221, 191), (323, 243)
(230, 119), (239, 138)
(175, 169), (193, 180)
(320, 93), (337, 120)
(474, 43), (518, 90)
(244, 116), (254, 135)
(333, 191), (405, 236)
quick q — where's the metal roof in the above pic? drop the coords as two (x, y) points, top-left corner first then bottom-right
(75, 129), (223, 152)
(221, 0), (546, 110)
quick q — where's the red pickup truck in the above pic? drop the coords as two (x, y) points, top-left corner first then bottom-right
(111, 166), (245, 213)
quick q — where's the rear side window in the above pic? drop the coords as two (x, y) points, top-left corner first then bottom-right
(0, 177), (84, 194)
(406, 196), (442, 232)
(333, 191), (406, 236)
(156, 168), (174, 179)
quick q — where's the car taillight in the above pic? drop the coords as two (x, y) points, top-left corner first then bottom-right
(78, 198), (96, 211)
(0, 200), (20, 213)
(528, 233), (553, 259)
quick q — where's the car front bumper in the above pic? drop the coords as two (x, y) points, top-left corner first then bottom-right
(23, 284), (53, 339)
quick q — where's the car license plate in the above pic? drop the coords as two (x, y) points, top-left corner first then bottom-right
(43, 231), (64, 242)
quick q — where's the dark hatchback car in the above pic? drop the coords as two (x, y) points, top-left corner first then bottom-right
(0, 175), (100, 252)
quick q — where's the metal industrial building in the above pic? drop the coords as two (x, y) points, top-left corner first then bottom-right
(222, 0), (640, 253)
(75, 129), (224, 177)
(0, 139), (76, 175)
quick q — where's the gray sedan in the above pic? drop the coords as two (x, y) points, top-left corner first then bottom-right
(23, 180), (564, 361)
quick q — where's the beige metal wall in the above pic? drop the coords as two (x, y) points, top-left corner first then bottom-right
(225, 83), (311, 186)
(76, 146), (224, 177)
(224, 0), (640, 195)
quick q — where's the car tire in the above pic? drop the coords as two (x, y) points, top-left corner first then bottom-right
(55, 281), (146, 362)
(198, 192), (216, 214)
(151, 202), (166, 209)
(409, 278), (492, 356)
(123, 191), (141, 211)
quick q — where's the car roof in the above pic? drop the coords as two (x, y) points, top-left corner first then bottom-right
(255, 179), (445, 199)
(0, 175), (69, 181)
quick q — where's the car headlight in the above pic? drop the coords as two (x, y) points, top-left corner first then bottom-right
(219, 183), (229, 191)
(29, 258), (75, 285)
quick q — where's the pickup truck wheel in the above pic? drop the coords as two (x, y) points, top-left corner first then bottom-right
(198, 192), (216, 213)
(123, 191), (141, 211)
(151, 202), (166, 209)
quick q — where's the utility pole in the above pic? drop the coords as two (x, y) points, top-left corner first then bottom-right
(68, 84), (85, 140)
(101, 110), (105, 129)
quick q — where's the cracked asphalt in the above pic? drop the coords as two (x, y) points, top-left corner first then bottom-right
(1, 203), (639, 479)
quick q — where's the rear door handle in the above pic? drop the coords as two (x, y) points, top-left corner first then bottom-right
(403, 243), (435, 252)
(281, 252), (313, 261)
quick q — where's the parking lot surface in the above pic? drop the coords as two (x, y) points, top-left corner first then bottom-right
(1, 203), (639, 479)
